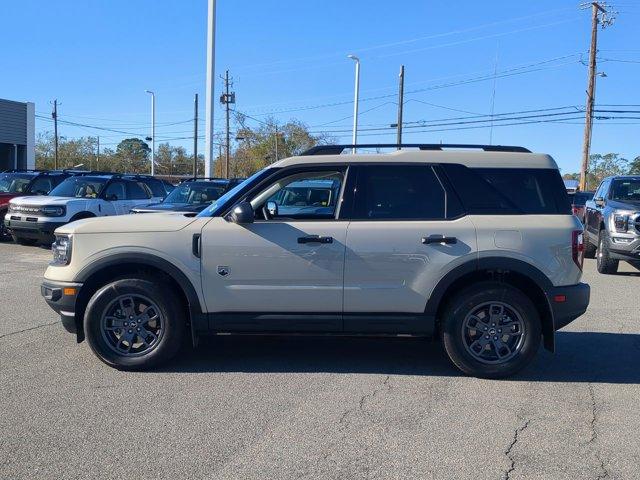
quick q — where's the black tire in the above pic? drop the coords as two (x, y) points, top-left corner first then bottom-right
(584, 234), (597, 259)
(12, 234), (38, 246)
(440, 282), (541, 379)
(70, 212), (95, 222)
(596, 229), (618, 274)
(84, 277), (186, 370)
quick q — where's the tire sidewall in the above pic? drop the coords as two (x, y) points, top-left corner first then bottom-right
(597, 229), (618, 274)
(441, 283), (541, 378)
(84, 277), (185, 370)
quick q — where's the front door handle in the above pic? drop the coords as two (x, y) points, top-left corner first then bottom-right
(298, 235), (333, 244)
(192, 233), (201, 257)
(422, 235), (457, 245)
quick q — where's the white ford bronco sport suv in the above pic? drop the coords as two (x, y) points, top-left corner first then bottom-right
(7, 173), (162, 245)
(41, 144), (590, 378)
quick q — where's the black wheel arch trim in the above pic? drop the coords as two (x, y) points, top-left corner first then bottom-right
(74, 253), (204, 345)
(425, 256), (556, 351)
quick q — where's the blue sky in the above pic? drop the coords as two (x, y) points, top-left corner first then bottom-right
(2, 0), (639, 172)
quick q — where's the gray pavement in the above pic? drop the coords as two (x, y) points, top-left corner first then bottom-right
(1, 242), (639, 479)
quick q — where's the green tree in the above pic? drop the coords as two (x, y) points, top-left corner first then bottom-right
(115, 138), (151, 173)
(231, 115), (332, 177)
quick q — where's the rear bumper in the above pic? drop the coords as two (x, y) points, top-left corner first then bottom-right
(41, 280), (83, 335)
(549, 282), (590, 330)
(5, 217), (67, 243)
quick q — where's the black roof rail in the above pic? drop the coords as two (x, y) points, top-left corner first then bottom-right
(1, 168), (43, 173)
(300, 144), (531, 156)
(179, 176), (229, 183)
(73, 170), (117, 176)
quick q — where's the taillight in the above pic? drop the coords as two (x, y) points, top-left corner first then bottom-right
(572, 230), (584, 270)
(572, 206), (579, 216)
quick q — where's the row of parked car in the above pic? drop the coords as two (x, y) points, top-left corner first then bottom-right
(0, 169), (244, 245)
(564, 177), (640, 274)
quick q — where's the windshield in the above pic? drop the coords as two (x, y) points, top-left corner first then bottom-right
(610, 179), (640, 203)
(165, 182), (228, 205)
(49, 176), (108, 198)
(0, 173), (35, 193)
(197, 168), (273, 217)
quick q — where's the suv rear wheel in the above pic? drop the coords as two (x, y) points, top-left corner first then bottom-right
(84, 277), (186, 370)
(596, 229), (618, 274)
(440, 282), (541, 378)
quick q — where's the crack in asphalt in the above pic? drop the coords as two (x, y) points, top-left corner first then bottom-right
(358, 375), (391, 414)
(0, 320), (60, 340)
(339, 374), (392, 426)
(502, 419), (530, 480)
(588, 383), (610, 480)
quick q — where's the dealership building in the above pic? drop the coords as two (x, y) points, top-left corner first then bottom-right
(0, 98), (35, 171)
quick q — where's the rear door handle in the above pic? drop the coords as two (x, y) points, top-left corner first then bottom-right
(422, 235), (457, 245)
(298, 235), (333, 244)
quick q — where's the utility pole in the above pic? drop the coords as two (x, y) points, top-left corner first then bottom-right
(396, 65), (404, 149)
(204, 0), (216, 177)
(580, 2), (615, 191)
(193, 93), (199, 177)
(219, 70), (235, 179)
(274, 124), (279, 162)
(52, 100), (58, 170)
(96, 136), (100, 171)
(347, 55), (360, 154)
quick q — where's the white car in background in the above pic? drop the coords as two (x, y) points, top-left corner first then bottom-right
(6, 174), (161, 245)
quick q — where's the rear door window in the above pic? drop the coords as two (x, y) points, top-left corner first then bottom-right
(127, 181), (151, 200)
(352, 165), (448, 220)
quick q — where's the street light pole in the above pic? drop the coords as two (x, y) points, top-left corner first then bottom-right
(145, 90), (155, 176)
(204, 0), (216, 177)
(347, 54), (360, 154)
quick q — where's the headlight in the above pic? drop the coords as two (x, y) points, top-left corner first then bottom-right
(8, 204), (17, 213)
(613, 214), (629, 232)
(41, 206), (66, 217)
(51, 235), (72, 265)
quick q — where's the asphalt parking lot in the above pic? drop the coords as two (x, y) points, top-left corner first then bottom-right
(1, 242), (639, 480)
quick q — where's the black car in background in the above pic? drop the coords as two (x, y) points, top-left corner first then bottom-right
(130, 177), (243, 214)
(568, 191), (594, 223)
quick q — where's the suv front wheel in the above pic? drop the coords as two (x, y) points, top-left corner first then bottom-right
(84, 277), (186, 370)
(440, 282), (541, 378)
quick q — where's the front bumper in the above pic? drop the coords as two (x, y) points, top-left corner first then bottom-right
(548, 282), (590, 330)
(41, 280), (83, 336)
(608, 235), (640, 260)
(5, 217), (67, 243)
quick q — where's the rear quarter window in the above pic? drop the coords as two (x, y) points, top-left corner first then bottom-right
(441, 165), (570, 215)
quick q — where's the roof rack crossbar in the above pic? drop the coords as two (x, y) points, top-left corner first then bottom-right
(301, 144), (531, 156)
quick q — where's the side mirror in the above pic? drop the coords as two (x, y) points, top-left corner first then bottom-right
(266, 200), (278, 218)
(594, 196), (605, 207)
(228, 201), (254, 224)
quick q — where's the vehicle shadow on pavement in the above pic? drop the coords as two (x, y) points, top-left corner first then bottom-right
(158, 331), (640, 383)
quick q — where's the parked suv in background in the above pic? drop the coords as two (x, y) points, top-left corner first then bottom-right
(131, 177), (242, 214)
(40, 144), (589, 378)
(0, 170), (72, 240)
(584, 175), (640, 273)
(6, 173), (156, 245)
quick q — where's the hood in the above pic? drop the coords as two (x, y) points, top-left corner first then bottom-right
(607, 199), (640, 211)
(56, 212), (199, 234)
(9, 195), (82, 206)
(132, 202), (207, 213)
